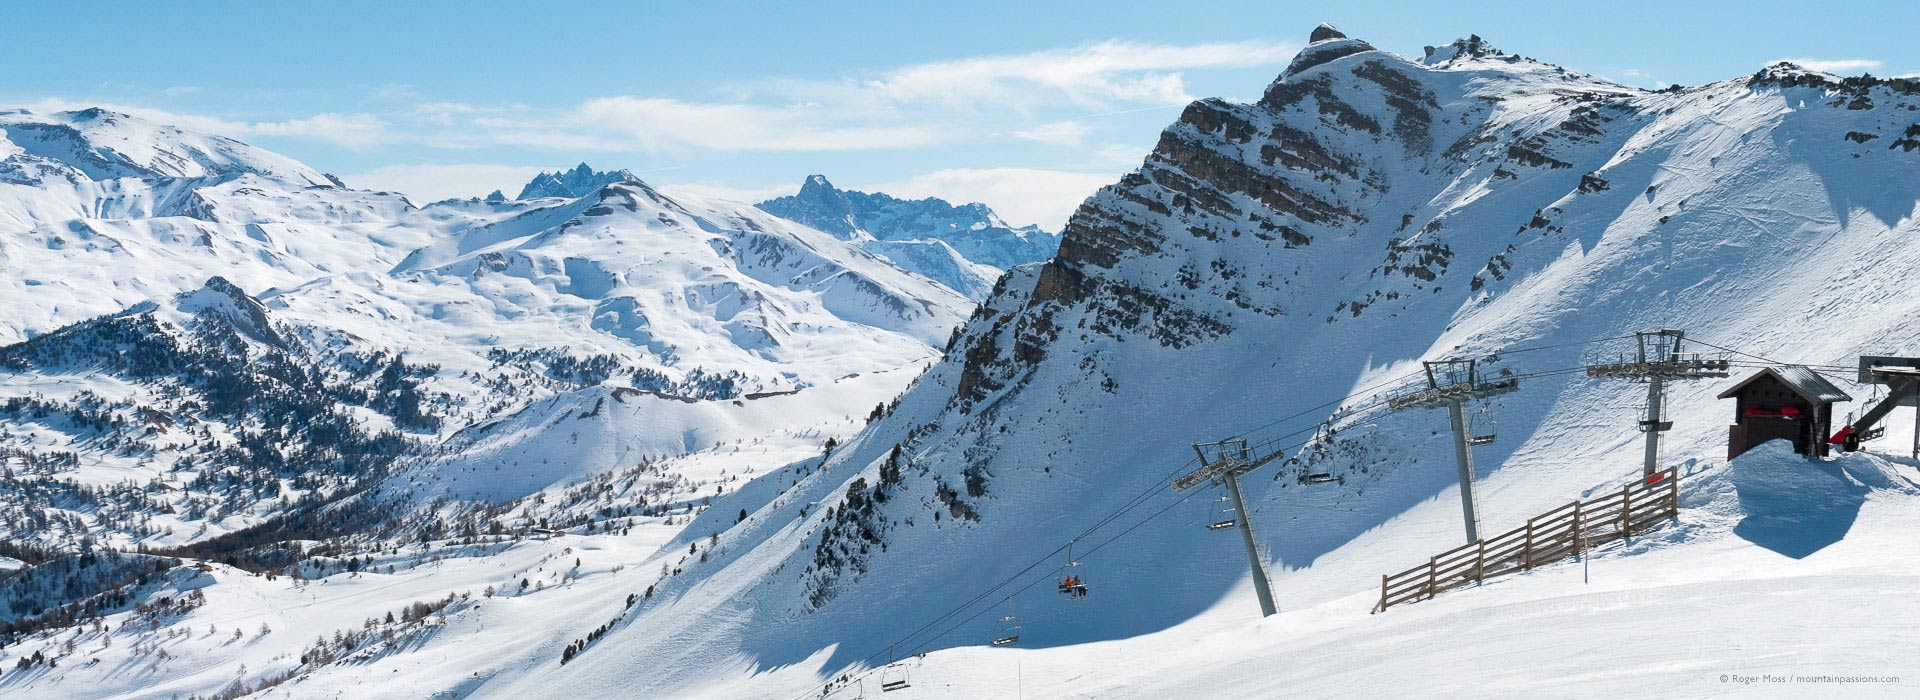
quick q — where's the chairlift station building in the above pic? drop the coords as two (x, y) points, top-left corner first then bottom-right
(1718, 366), (1850, 459)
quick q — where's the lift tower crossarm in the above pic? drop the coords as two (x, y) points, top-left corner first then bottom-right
(1583, 330), (1728, 479)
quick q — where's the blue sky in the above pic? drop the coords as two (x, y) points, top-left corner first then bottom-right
(7, 0), (1918, 228)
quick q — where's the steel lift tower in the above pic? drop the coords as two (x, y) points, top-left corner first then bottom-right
(1384, 358), (1520, 543)
(1585, 330), (1729, 479)
(1175, 439), (1278, 617)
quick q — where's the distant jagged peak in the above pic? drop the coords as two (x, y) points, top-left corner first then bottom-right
(759, 174), (1036, 239)
(516, 162), (644, 200)
(1282, 23), (1377, 78)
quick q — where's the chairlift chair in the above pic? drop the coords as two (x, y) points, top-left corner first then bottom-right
(990, 598), (1021, 646)
(879, 664), (911, 692)
(1206, 496), (1238, 529)
(1058, 541), (1089, 599)
(1466, 405), (1498, 446)
(1303, 472), (1338, 485)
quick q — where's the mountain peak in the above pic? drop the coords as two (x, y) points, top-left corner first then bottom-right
(1422, 34), (1506, 65)
(516, 163), (643, 200)
(799, 173), (843, 199)
(171, 276), (283, 347)
(1282, 26), (1377, 78)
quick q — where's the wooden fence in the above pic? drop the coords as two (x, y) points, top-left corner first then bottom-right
(1373, 466), (1679, 613)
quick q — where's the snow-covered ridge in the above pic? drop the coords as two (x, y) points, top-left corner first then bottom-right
(0, 108), (334, 186)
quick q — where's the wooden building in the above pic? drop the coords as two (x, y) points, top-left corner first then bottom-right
(1717, 366), (1851, 459)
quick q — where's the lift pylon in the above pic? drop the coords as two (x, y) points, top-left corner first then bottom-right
(1384, 358), (1520, 543)
(1176, 439), (1277, 617)
(1584, 330), (1728, 479)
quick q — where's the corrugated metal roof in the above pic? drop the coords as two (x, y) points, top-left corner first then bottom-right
(1717, 365), (1852, 403)
(1773, 365), (1852, 403)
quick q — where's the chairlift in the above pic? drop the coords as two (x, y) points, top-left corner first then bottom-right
(1466, 405), (1497, 446)
(879, 664), (911, 692)
(990, 597), (1020, 646)
(1207, 519), (1237, 530)
(1058, 540), (1089, 600)
(1303, 472), (1338, 485)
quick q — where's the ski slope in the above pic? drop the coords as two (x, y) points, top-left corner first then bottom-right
(771, 445), (1920, 700)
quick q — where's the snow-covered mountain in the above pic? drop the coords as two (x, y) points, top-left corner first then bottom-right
(758, 174), (1062, 298)
(9, 23), (1920, 700)
(0, 112), (974, 553)
(0, 109), (423, 344)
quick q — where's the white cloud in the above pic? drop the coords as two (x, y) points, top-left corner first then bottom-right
(857, 40), (1297, 111)
(23, 38), (1291, 158)
(238, 113), (387, 149)
(1771, 57), (1885, 74)
(879, 167), (1120, 230)
(338, 163), (548, 202)
(514, 39), (1298, 155)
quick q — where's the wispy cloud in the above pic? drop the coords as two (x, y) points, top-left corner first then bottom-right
(17, 38), (1295, 158)
(545, 39), (1294, 154)
(11, 38), (1292, 214)
(848, 40), (1297, 111)
(1771, 57), (1885, 74)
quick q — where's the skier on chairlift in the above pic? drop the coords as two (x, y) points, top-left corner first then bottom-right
(1059, 574), (1088, 599)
